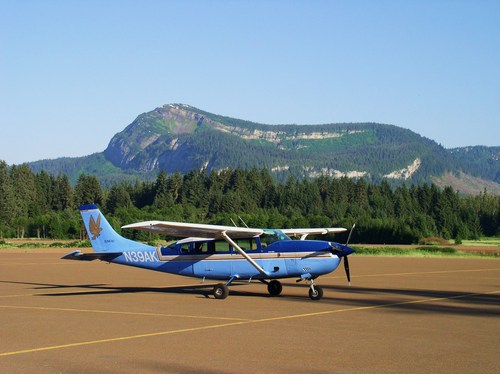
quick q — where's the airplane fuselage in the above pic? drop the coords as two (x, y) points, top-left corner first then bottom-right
(111, 238), (341, 281)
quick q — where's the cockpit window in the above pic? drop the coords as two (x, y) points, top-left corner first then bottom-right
(260, 230), (291, 247)
(166, 242), (177, 250)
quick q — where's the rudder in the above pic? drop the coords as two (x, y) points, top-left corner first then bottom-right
(79, 204), (152, 253)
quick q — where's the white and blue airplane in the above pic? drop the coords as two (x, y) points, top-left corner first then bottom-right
(63, 204), (355, 300)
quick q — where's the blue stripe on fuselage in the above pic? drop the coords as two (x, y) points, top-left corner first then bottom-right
(106, 244), (340, 281)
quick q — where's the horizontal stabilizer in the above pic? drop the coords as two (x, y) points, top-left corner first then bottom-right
(61, 250), (121, 262)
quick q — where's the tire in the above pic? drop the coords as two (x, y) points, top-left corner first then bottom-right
(213, 283), (229, 299)
(267, 280), (283, 296)
(309, 285), (323, 300)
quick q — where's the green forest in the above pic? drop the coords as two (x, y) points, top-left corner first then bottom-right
(1, 160), (499, 244)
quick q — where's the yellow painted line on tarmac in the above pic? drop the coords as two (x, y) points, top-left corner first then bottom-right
(0, 322), (251, 358)
(326, 267), (500, 279)
(0, 304), (250, 321)
(1, 289), (498, 358)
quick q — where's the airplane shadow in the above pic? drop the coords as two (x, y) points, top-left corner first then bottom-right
(1, 279), (498, 317)
(0, 280), (261, 299)
(283, 281), (500, 317)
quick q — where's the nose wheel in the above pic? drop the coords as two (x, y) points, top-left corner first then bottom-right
(308, 279), (323, 300)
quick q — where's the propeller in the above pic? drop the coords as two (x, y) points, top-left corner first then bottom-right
(328, 224), (355, 285)
(343, 224), (355, 286)
(344, 255), (351, 286)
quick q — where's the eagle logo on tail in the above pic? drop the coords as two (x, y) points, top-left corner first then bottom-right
(89, 214), (103, 240)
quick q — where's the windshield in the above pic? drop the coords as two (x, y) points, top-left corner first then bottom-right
(260, 229), (291, 246)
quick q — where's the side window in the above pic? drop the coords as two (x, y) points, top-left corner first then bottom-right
(180, 243), (190, 254)
(214, 240), (230, 253)
(193, 242), (207, 253)
(235, 238), (258, 252)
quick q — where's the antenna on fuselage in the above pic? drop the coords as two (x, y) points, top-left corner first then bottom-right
(346, 223), (356, 246)
(238, 216), (249, 228)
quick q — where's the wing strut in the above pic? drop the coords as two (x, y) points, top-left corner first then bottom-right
(221, 232), (268, 276)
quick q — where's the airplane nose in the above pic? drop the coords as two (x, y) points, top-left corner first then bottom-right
(329, 243), (355, 285)
(329, 243), (355, 257)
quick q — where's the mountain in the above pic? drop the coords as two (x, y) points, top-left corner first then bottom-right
(100, 104), (451, 181)
(27, 104), (500, 193)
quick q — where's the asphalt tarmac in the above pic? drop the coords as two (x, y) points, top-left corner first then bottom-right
(0, 250), (499, 373)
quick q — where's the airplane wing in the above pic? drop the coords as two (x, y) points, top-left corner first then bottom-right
(122, 221), (263, 239)
(281, 227), (347, 240)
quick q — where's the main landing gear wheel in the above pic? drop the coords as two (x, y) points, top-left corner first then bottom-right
(309, 285), (323, 301)
(267, 280), (283, 296)
(213, 283), (229, 299)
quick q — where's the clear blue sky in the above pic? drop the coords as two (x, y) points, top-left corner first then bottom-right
(1, 0), (499, 165)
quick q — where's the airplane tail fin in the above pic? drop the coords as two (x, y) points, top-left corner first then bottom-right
(79, 204), (151, 253)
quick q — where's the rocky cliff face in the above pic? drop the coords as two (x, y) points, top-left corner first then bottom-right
(104, 104), (210, 170)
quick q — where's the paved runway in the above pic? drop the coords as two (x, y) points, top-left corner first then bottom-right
(0, 250), (499, 373)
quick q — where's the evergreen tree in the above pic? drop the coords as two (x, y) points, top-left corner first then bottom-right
(168, 172), (183, 203)
(34, 170), (54, 215)
(260, 168), (276, 208)
(0, 161), (15, 235)
(153, 171), (172, 209)
(107, 183), (133, 213)
(10, 164), (38, 237)
(54, 174), (73, 211)
(74, 174), (104, 207)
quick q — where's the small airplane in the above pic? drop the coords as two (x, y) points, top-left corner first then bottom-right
(62, 204), (355, 300)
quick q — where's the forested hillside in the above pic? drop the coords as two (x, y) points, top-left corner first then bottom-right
(1, 161), (499, 243)
(449, 146), (500, 183)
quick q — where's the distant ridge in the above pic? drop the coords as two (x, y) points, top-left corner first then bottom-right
(26, 103), (500, 194)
